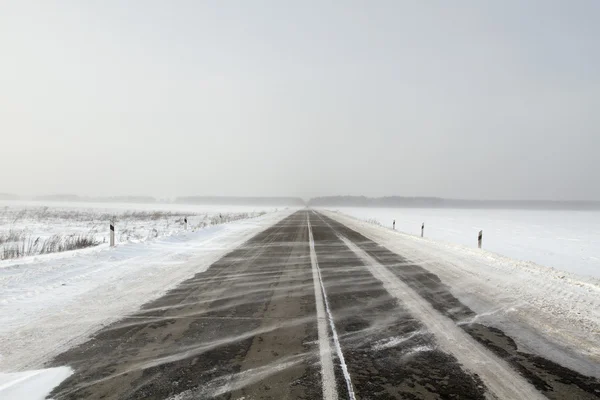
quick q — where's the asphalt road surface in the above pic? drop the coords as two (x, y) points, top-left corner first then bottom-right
(49, 210), (600, 399)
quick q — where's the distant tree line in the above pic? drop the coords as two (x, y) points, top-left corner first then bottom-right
(0, 193), (20, 200)
(7, 193), (600, 210)
(175, 196), (305, 206)
(307, 196), (600, 210)
(308, 196), (445, 207)
(4, 194), (305, 206)
(32, 195), (157, 203)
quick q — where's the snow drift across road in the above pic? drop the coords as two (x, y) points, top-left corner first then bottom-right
(323, 210), (600, 378)
(0, 209), (292, 372)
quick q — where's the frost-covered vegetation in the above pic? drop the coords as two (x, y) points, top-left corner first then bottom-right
(0, 205), (267, 260)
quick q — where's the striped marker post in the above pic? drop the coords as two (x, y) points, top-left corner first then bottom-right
(421, 223), (424, 238)
(478, 230), (483, 249)
(184, 217), (188, 230)
(110, 222), (115, 247)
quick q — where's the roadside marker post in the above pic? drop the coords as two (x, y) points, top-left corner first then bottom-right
(110, 222), (115, 247)
(478, 230), (483, 249)
(421, 223), (424, 237)
(184, 217), (188, 230)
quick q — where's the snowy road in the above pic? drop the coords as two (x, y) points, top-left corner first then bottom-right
(2, 210), (598, 399)
(39, 210), (599, 399)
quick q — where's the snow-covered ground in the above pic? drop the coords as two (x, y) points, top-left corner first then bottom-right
(324, 207), (600, 278)
(0, 200), (278, 260)
(2, 205), (598, 397)
(0, 367), (72, 400)
(324, 210), (600, 378)
(0, 207), (292, 375)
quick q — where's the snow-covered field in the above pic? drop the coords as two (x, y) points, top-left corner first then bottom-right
(324, 207), (600, 278)
(0, 201), (277, 260)
(1, 206), (598, 398)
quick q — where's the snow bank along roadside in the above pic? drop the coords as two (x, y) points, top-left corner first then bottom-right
(322, 210), (600, 378)
(327, 206), (600, 278)
(0, 209), (293, 372)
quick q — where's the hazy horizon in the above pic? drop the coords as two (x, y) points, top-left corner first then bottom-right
(3, 192), (600, 205)
(2, 1), (599, 201)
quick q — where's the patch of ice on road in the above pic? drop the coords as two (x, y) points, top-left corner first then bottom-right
(401, 345), (435, 359)
(456, 303), (523, 326)
(0, 366), (72, 400)
(372, 330), (424, 351)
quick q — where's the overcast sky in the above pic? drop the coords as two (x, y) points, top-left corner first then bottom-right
(1, 1), (598, 200)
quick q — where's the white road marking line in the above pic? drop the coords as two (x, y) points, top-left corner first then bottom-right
(337, 232), (547, 400)
(307, 214), (356, 400)
(307, 214), (339, 400)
